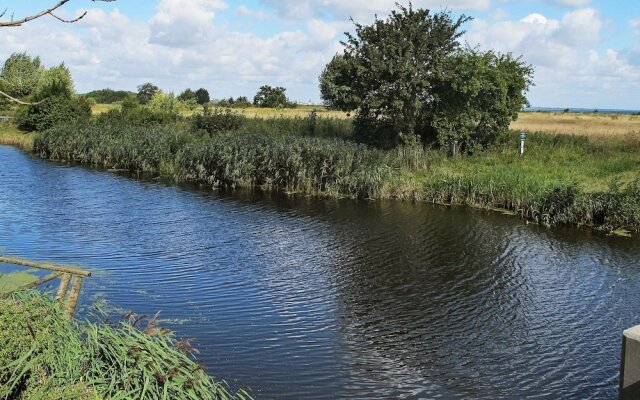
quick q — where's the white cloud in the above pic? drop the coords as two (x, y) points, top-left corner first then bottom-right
(0, 2), (637, 108)
(236, 5), (272, 20)
(149, 0), (228, 47)
(544, 0), (590, 7)
(631, 18), (640, 35)
(467, 9), (640, 108)
(259, 0), (490, 20)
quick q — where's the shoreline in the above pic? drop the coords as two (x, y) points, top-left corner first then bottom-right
(2, 125), (638, 236)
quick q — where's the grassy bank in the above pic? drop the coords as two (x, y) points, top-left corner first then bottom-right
(0, 125), (35, 150)
(0, 291), (250, 399)
(29, 116), (640, 234)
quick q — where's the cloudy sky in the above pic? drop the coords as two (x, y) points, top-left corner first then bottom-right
(0, 0), (638, 109)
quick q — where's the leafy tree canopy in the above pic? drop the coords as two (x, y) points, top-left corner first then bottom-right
(253, 85), (291, 108)
(137, 83), (159, 105)
(195, 88), (210, 105)
(0, 53), (44, 99)
(320, 2), (533, 150)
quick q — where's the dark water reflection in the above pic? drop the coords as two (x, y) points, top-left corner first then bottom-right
(1, 145), (639, 399)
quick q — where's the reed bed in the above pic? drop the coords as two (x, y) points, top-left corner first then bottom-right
(30, 117), (640, 233)
(0, 291), (250, 399)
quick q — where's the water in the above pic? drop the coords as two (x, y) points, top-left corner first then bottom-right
(1, 144), (639, 399)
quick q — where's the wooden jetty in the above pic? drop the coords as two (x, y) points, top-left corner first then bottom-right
(0, 256), (91, 319)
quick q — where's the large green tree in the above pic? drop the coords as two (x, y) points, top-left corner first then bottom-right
(137, 83), (159, 105)
(0, 53), (44, 101)
(195, 88), (210, 105)
(253, 85), (290, 108)
(320, 3), (533, 150)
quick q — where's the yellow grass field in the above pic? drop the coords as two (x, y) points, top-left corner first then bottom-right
(90, 103), (640, 137)
(512, 112), (640, 137)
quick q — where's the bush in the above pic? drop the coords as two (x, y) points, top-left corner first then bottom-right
(191, 106), (246, 137)
(97, 98), (182, 126)
(14, 95), (92, 132)
(0, 292), (249, 399)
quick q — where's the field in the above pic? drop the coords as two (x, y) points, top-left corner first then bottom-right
(513, 112), (640, 137)
(90, 104), (640, 137)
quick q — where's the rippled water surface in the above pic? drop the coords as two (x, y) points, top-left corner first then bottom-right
(1, 145), (639, 399)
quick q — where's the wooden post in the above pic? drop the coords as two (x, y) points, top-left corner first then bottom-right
(0, 256), (91, 277)
(620, 326), (640, 399)
(56, 273), (72, 301)
(64, 276), (83, 320)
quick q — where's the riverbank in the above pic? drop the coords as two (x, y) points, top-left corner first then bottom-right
(0, 291), (250, 399)
(4, 120), (639, 234)
(0, 125), (34, 150)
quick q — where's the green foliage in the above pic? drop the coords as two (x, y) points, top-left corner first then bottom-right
(0, 292), (250, 400)
(14, 95), (92, 132)
(0, 53), (44, 99)
(178, 88), (197, 102)
(177, 133), (389, 198)
(137, 83), (160, 105)
(217, 96), (251, 108)
(195, 88), (210, 105)
(253, 85), (293, 108)
(33, 64), (75, 100)
(148, 91), (181, 114)
(97, 96), (183, 126)
(192, 106), (246, 137)
(36, 120), (188, 172)
(319, 3), (532, 149)
(84, 88), (134, 104)
(429, 50), (534, 152)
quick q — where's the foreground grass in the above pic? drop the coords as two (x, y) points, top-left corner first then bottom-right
(0, 291), (251, 400)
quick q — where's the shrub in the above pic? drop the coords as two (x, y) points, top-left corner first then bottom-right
(14, 95), (92, 132)
(191, 106), (246, 137)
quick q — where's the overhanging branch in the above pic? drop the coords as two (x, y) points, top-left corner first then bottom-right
(0, 0), (116, 28)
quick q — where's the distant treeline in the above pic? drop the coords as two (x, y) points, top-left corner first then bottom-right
(82, 89), (134, 104)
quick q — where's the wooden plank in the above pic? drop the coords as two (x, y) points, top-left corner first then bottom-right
(56, 273), (71, 301)
(64, 276), (83, 320)
(0, 256), (91, 277)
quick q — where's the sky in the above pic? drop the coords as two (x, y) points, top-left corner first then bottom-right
(0, 0), (638, 109)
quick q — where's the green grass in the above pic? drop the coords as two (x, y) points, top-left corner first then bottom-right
(0, 125), (35, 150)
(0, 291), (251, 400)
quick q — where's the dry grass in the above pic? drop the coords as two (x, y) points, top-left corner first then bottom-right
(512, 112), (640, 137)
(0, 125), (35, 150)
(89, 103), (640, 137)
(90, 103), (116, 115)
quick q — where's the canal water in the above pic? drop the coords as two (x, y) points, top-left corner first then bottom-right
(1, 145), (639, 399)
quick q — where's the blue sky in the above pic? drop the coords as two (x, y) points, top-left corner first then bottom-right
(0, 0), (638, 108)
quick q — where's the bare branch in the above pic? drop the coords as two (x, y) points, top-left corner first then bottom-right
(0, 0), (116, 28)
(0, 89), (40, 105)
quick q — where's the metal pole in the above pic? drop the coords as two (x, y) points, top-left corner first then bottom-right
(452, 140), (458, 157)
(520, 132), (526, 155)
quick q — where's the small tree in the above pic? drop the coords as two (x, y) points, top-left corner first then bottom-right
(195, 88), (210, 105)
(178, 88), (196, 102)
(253, 85), (290, 108)
(137, 83), (159, 105)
